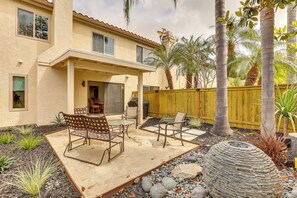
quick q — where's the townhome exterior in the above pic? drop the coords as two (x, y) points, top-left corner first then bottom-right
(0, 0), (188, 127)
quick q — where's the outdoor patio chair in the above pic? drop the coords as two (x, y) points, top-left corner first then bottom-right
(88, 98), (100, 113)
(122, 106), (138, 128)
(157, 112), (187, 148)
(62, 112), (124, 166)
(83, 115), (123, 165)
(74, 106), (88, 115)
(62, 113), (89, 152)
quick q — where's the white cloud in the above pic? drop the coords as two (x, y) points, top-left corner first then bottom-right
(73, 0), (287, 42)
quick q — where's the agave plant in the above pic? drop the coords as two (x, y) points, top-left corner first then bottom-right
(51, 113), (65, 127)
(275, 85), (297, 136)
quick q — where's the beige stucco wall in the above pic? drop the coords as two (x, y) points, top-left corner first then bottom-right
(0, 0), (184, 127)
(0, 0), (52, 127)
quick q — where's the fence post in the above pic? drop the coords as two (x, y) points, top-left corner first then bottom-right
(156, 90), (160, 118)
(196, 88), (200, 118)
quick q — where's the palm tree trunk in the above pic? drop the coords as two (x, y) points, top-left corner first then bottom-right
(211, 0), (233, 136)
(260, 3), (276, 137)
(186, 74), (192, 89)
(245, 64), (260, 86)
(194, 73), (199, 88)
(287, 4), (296, 84)
(227, 40), (235, 78)
(165, 69), (174, 90)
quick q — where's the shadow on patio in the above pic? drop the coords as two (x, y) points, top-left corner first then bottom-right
(45, 129), (198, 198)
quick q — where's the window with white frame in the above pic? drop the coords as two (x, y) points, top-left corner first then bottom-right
(136, 46), (153, 65)
(92, 32), (114, 55)
(17, 8), (49, 40)
(11, 75), (27, 110)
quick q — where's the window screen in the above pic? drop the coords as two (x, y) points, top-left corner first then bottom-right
(13, 76), (25, 109)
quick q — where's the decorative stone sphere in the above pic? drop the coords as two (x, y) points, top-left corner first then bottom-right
(203, 141), (283, 198)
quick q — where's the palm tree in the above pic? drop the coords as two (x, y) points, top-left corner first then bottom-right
(259, 0), (275, 136)
(287, 4), (296, 83)
(176, 36), (206, 89)
(211, 0), (233, 136)
(226, 19), (260, 78)
(123, 0), (233, 136)
(149, 45), (179, 90)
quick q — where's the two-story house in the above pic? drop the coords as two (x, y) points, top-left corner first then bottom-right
(0, 0), (181, 127)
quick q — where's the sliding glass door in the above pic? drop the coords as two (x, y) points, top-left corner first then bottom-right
(104, 83), (124, 115)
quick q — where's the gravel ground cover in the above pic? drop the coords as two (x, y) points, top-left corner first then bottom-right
(112, 118), (297, 198)
(0, 125), (80, 198)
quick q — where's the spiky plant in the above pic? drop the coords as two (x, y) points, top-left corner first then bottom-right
(275, 85), (297, 136)
(7, 157), (58, 196)
(248, 127), (288, 169)
(18, 134), (43, 150)
(0, 155), (14, 173)
(0, 133), (15, 144)
(16, 126), (33, 136)
(188, 118), (203, 128)
(51, 113), (65, 127)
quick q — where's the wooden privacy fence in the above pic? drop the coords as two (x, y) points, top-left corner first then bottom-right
(133, 85), (295, 131)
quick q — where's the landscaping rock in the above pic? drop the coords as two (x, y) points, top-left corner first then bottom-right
(141, 177), (152, 192)
(149, 183), (167, 198)
(161, 177), (177, 190)
(291, 188), (297, 197)
(191, 185), (206, 198)
(171, 163), (202, 180)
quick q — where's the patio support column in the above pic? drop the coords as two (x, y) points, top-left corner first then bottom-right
(138, 73), (144, 125)
(67, 60), (74, 114)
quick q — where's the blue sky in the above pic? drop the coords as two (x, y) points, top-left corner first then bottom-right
(73, 0), (287, 43)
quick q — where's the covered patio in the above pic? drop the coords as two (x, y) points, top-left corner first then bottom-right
(50, 48), (156, 124)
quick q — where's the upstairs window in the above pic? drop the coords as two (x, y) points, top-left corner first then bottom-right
(136, 46), (153, 65)
(93, 32), (114, 55)
(17, 8), (49, 41)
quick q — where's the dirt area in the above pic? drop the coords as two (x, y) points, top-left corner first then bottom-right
(0, 125), (80, 198)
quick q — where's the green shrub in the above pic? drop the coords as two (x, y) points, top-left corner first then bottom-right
(51, 113), (64, 127)
(18, 134), (43, 149)
(188, 118), (203, 128)
(16, 126), (33, 136)
(7, 157), (58, 196)
(0, 155), (13, 173)
(0, 133), (15, 144)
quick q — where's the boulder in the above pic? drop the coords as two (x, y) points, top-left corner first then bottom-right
(191, 185), (206, 198)
(141, 177), (152, 192)
(150, 183), (167, 198)
(171, 163), (202, 180)
(161, 177), (177, 190)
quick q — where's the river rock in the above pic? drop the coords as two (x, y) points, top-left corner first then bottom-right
(191, 185), (206, 198)
(150, 183), (167, 198)
(141, 177), (152, 192)
(161, 177), (177, 190)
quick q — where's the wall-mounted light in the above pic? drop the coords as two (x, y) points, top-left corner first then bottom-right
(82, 80), (85, 87)
(18, 59), (23, 64)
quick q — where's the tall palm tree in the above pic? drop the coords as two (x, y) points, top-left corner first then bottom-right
(211, 0), (233, 136)
(260, 0), (275, 136)
(149, 45), (179, 90)
(287, 4), (296, 83)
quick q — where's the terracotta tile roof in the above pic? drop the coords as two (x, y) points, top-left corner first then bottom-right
(30, 0), (160, 48)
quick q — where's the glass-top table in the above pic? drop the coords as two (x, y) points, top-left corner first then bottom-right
(108, 119), (135, 138)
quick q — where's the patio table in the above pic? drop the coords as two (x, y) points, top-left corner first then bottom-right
(108, 119), (134, 138)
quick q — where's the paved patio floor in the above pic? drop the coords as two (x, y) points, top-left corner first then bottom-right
(46, 129), (198, 198)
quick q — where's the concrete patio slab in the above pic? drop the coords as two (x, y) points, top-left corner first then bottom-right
(46, 129), (198, 198)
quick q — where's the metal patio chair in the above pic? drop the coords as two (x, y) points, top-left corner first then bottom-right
(62, 113), (123, 166)
(157, 112), (187, 148)
(122, 106), (138, 128)
(74, 106), (88, 115)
